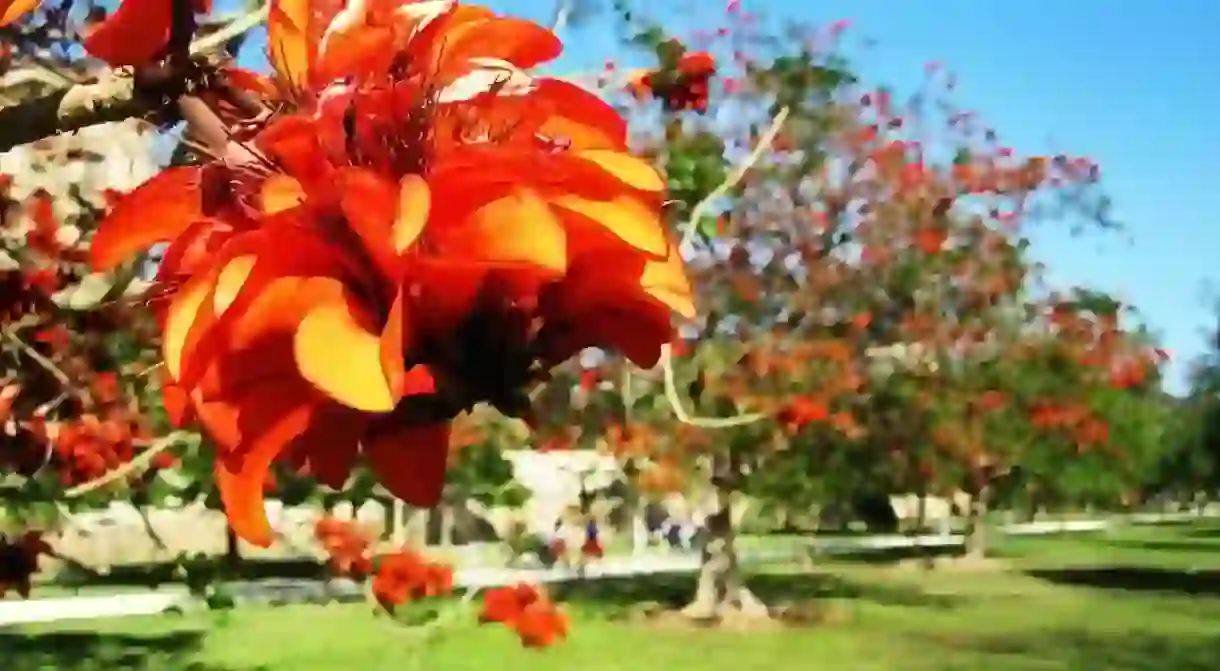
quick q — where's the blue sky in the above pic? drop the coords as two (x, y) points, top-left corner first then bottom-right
(233, 0), (1219, 393)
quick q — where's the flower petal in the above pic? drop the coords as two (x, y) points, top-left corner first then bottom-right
(160, 368), (195, 427)
(176, 224), (374, 390)
(90, 167), (204, 271)
(162, 272), (214, 381)
(552, 194), (668, 258)
(214, 398), (363, 546)
(441, 189), (567, 272)
(575, 151), (665, 192)
(379, 288), (410, 397)
(82, 0), (172, 66)
(268, 0), (313, 92)
(529, 79), (628, 150)
(436, 58), (533, 103)
(394, 174), (430, 253)
(261, 174), (306, 214)
(436, 16), (561, 74)
(316, 0), (395, 82)
(256, 115), (335, 189)
(362, 420), (451, 506)
(642, 249), (697, 319)
(294, 297), (399, 412)
(541, 300), (674, 369)
(0, 0), (38, 27)
(339, 167), (405, 278)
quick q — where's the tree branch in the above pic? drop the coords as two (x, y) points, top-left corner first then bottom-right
(0, 4), (269, 154)
(62, 430), (199, 499)
(646, 106), (790, 430)
(549, 0), (572, 33)
(0, 67), (150, 153)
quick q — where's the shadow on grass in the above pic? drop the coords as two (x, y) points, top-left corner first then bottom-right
(549, 569), (961, 614)
(1104, 539), (1220, 554)
(962, 629), (1220, 671)
(0, 630), (256, 671)
(54, 558), (330, 590)
(1186, 526), (1220, 539)
(1026, 567), (1220, 596)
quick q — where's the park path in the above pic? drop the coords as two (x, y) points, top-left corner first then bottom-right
(0, 513), (1211, 626)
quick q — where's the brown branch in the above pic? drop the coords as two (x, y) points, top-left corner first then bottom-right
(0, 67), (152, 153)
(0, 5), (269, 154)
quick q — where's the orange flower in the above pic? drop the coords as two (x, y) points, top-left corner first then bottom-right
(514, 599), (569, 648)
(627, 47), (717, 114)
(89, 1), (694, 547)
(481, 583), (568, 648)
(480, 582), (541, 623)
(371, 549), (454, 610)
(777, 396), (830, 431)
(314, 517), (375, 579)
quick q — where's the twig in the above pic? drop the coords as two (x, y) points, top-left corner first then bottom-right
(137, 504), (170, 551)
(647, 107), (790, 430)
(189, 4), (270, 56)
(659, 344), (765, 428)
(549, 0), (572, 33)
(62, 430), (198, 498)
(2, 327), (93, 406)
(678, 106), (791, 256)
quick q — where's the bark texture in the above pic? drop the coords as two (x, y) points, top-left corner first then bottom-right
(0, 68), (154, 153)
(681, 455), (769, 620)
(964, 483), (992, 558)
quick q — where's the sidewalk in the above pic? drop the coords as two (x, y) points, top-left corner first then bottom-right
(1, 510), (1214, 626)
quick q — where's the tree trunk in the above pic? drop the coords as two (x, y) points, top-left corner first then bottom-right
(630, 502), (649, 556)
(680, 463), (768, 621)
(223, 523), (242, 573)
(388, 498), (406, 544)
(439, 505), (455, 547)
(403, 507), (428, 547)
(964, 484), (991, 559)
(913, 489), (933, 569)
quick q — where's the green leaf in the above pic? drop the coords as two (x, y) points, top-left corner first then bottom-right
(696, 215), (720, 244)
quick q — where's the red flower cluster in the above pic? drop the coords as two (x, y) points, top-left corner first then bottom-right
(314, 517), (375, 579)
(628, 47), (718, 114)
(481, 583), (569, 648)
(313, 516), (453, 611)
(0, 175), (172, 493)
(371, 549), (454, 611)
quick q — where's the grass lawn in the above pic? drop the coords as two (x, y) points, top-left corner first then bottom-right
(4, 522), (1219, 670)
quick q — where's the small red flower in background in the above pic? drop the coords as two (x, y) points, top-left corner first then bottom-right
(313, 516), (453, 612)
(481, 583), (569, 648)
(628, 46), (718, 114)
(578, 368), (600, 392)
(580, 535), (603, 559)
(777, 396), (829, 432)
(314, 517), (374, 580)
(0, 531), (53, 599)
(371, 549), (454, 611)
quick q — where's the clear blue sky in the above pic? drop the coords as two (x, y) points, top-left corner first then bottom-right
(234, 0), (1220, 393)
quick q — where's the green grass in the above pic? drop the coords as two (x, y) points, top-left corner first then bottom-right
(5, 522), (1220, 670)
